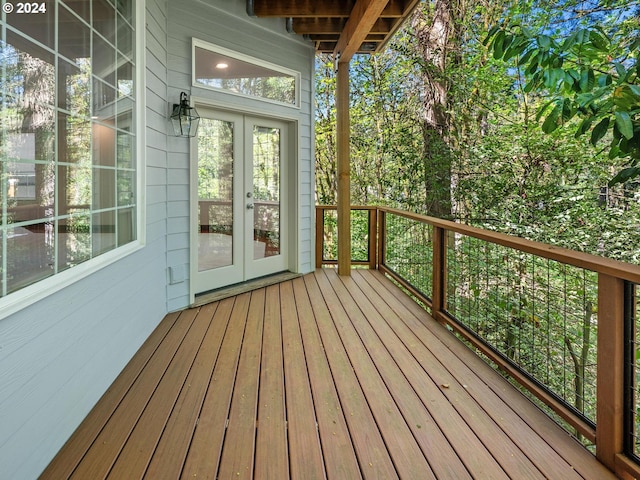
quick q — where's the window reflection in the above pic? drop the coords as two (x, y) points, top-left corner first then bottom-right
(62, 0), (90, 23)
(117, 132), (134, 169)
(58, 214), (91, 272)
(59, 5), (90, 62)
(117, 59), (134, 98)
(93, 124), (116, 166)
(93, 0), (117, 44)
(5, 222), (55, 294)
(93, 167), (116, 210)
(92, 211), (116, 256)
(198, 118), (234, 271)
(117, 169), (135, 206)
(6, 3), (55, 49)
(1, 0), (136, 298)
(253, 126), (281, 258)
(93, 33), (115, 85)
(117, 15), (134, 59)
(118, 208), (135, 246)
(116, 97), (133, 130)
(59, 112), (91, 164)
(194, 45), (298, 106)
(3, 32), (56, 108)
(59, 58), (91, 116)
(93, 78), (116, 122)
(57, 164), (91, 216)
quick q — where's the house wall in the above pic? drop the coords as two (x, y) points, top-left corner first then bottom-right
(0, 1), (315, 478)
(166, 0), (316, 311)
(0, 1), (170, 478)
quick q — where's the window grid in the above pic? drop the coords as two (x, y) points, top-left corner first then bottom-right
(1, 0), (136, 297)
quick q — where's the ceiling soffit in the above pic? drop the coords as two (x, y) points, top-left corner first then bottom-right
(248, 0), (421, 58)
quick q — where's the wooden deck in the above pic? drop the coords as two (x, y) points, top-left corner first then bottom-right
(41, 269), (616, 479)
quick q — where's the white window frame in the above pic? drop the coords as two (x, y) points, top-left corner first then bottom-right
(192, 38), (301, 109)
(0, 0), (147, 321)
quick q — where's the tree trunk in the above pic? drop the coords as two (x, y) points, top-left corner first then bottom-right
(412, 0), (464, 219)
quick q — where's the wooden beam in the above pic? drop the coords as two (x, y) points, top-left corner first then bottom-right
(308, 33), (388, 41)
(292, 18), (347, 35)
(292, 17), (392, 36)
(251, 0), (404, 18)
(336, 61), (351, 276)
(333, 0), (390, 62)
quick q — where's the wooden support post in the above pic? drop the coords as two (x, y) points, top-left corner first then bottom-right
(432, 226), (446, 317)
(596, 273), (625, 472)
(336, 60), (351, 276)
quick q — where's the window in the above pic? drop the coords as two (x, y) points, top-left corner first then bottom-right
(0, 0), (137, 298)
(193, 39), (300, 107)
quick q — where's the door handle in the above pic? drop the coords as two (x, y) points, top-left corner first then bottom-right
(246, 203), (254, 210)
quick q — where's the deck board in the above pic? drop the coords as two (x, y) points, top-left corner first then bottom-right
(360, 269), (616, 479)
(317, 270), (436, 479)
(144, 299), (234, 479)
(279, 281), (325, 480)
(42, 269), (618, 480)
(291, 277), (362, 480)
(254, 284), (290, 478)
(342, 271), (477, 479)
(217, 290), (264, 479)
(181, 293), (251, 478)
(304, 273), (400, 479)
(107, 303), (219, 480)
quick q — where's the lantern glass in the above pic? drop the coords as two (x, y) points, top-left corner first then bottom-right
(171, 92), (200, 137)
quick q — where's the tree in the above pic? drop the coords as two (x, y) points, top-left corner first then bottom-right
(314, 55), (337, 205)
(410, 0), (465, 218)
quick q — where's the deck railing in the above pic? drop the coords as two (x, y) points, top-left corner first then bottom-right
(316, 205), (640, 479)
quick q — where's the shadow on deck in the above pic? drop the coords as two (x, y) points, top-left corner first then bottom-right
(41, 269), (616, 479)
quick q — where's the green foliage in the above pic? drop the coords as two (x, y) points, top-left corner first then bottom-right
(315, 0), (640, 264)
(485, 16), (640, 185)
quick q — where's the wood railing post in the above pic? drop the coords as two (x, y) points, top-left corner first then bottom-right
(432, 226), (446, 319)
(377, 210), (386, 270)
(596, 273), (625, 473)
(369, 208), (377, 269)
(315, 206), (324, 268)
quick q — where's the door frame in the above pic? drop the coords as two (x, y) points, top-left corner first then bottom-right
(188, 99), (299, 304)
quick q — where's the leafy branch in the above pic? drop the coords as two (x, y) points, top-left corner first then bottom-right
(485, 24), (640, 185)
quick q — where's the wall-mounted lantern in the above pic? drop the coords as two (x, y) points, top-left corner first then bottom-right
(171, 92), (200, 137)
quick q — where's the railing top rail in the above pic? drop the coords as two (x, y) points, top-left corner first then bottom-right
(374, 206), (640, 283)
(316, 205), (378, 211)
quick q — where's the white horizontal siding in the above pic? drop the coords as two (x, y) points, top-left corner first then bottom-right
(166, 0), (316, 309)
(0, 1), (170, 478)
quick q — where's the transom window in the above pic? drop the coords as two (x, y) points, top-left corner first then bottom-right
(193, 39), (300, 107)
(0, 0), (137, 298)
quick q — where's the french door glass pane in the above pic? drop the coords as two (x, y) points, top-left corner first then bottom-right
(198, 118), (234, 271)
(252, 126), (280, 259)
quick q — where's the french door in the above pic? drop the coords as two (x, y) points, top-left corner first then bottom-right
(191, 109), (289, 295)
